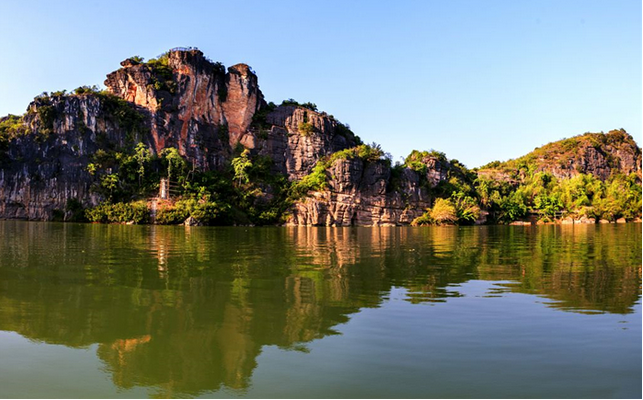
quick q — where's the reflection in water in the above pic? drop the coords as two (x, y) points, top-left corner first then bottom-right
(0, 222), (640, 397)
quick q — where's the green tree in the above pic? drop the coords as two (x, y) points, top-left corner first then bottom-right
(231, 148), (253, 185)
(101, 174), (119, 201)
(499, 191), (527, 222)
(134, 142), (151, 187)
(161, 147), (186, 183)
(451, 192), (480, 224)
(430, 198), (457, 225)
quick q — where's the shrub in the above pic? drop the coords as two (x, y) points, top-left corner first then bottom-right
(533, 193), (563, 221)
(430, 198), (457, 225)
(66, 198), (87, 222)
(498, 191), (527, 222)
(290, 162), (329, 198)
(334, 121), (362, 144)
(129, 56), (144, 64)
(145, 54), (176, 94)
(252, 102), (277, 129)
(411, 211), (434, 226)
(96, 91), (146, 138)
(74, 85), (101, 95)
(231, 149), (253, 185)
(37, 104), (56, 135)
(155, 198), (223, 225)
(85, 201), (149, 224)
(298, 122), (315, 136)
(212, 61), (225, 75)
(0, 114), (30, 145)
(452, 192), (480, 223)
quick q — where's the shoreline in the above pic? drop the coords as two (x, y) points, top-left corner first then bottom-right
(1, 217), (641, 227)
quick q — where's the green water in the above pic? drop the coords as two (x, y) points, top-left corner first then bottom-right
(0, 221), (640, 398)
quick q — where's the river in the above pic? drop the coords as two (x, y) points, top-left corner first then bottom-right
(0, 222), (640, 398)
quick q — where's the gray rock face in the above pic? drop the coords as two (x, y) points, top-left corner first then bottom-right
(258, 106), (358, 180)
(0, 49), (359, 221)
(103, 50), (358, 180)
(545, 138), (642, 180)
(104, 49), (240, 169)
(481, 129), (642, 182)
(0, 95), (126, 220)
(287, 158), (435, 226)
(1, 50), (640, 225)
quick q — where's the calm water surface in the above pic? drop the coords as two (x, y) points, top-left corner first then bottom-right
(0, 222), (640, 398)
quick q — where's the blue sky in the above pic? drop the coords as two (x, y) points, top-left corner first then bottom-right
(0, 0), (640, 167)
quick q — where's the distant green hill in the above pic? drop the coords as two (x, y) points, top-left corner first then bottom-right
(479, 129), (641, 181)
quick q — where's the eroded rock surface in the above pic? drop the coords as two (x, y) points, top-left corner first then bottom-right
(287, 157), (454, 226)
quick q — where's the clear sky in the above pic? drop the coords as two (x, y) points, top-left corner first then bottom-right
(0, 0), (640, 167)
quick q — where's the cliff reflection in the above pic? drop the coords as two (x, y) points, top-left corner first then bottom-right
(0, 222), (640, 397)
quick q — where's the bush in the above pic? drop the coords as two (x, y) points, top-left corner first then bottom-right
(145, 54), (176, 94)
(96, 91), (146, 138)
(252, 102), (277, 129)
(298, 122), (315, 136)
(430, 198), (457, 225)
(74, 85), (101, 95)
(66, 198), (87, 222)
(290, 162), (329, 199)
(334, 121), (362, 144)
(155, 198), (223, 225)
(0, 114), (30, 148)
(452, 192), (480, 224)
(498, 191), (527, 222)
(280, 99), (318, 111)
(36, 104), (56, 135)
(411, 211), (433, 226)
(533, 193), (563, 221)
(85, 201), (149, 224)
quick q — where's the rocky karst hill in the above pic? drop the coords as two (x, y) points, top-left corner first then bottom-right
(0, 48), (641, 225)
(479, 130), (641, 181)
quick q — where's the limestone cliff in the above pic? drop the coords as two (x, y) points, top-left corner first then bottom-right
(479, 130), (641, 181)
(0, 48), (640, 225)
(0, 94), (135, 219)
(258, 105), (360, 180)
(287, 152), (468, 226)
(0, 48), (360, 221)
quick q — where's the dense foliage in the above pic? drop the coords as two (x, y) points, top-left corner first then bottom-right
(0, 114), (30, 154)
(291, 143), (390, 199)
(85, 201), (150, 224)
(4, 83), (639, 226)
(84, 141), (293, 225)
(480, 129), (636, 179)
(413, 163), (641, 226)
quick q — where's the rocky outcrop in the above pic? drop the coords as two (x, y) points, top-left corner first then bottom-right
(257, 106), (360, 180)
(1, 48), (640, 224)
(480, 129), (642, 181)
(549, 133), (641, 180)
(0, 48), (359, 221)
(104, 49), (246, 169)
(287, 150), (480, 226)
(287, 157), (450, 226)
(102, 49), (354, 179)
(222, 64), (265, 146)
(0, 95), (129, 219)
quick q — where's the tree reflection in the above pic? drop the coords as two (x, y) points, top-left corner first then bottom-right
(0, 222), (639, 397)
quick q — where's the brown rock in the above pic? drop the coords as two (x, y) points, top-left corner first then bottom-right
(259, 106), (359, 180)
(509, 221), (531, 226)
